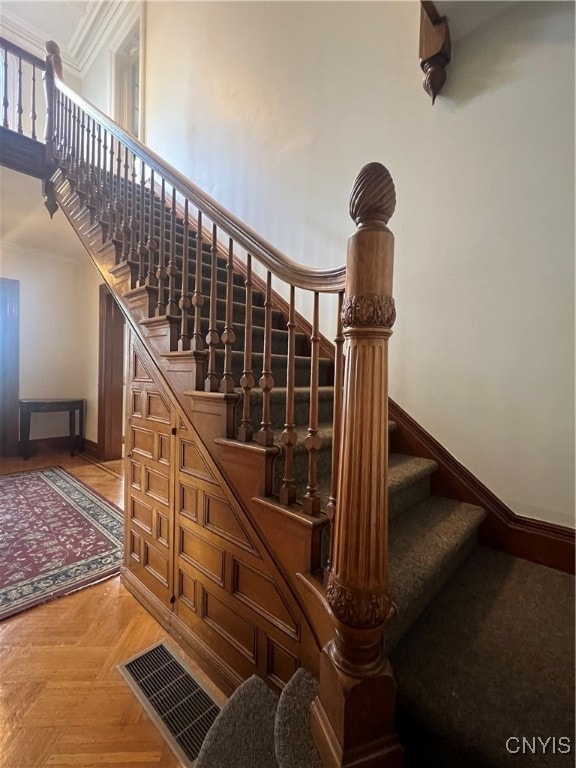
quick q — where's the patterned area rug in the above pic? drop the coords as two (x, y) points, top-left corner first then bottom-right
(0, 467), (123, 621)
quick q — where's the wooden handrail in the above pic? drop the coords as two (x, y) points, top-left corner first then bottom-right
(49, 63), (345, 293)
(0, 37), (45, 70)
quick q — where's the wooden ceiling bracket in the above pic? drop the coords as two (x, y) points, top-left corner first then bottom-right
(419, 1), (451, 104)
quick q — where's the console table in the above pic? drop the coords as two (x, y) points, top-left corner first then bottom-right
(19, 398), (85, 460)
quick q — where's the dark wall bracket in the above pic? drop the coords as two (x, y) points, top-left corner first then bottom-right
(419, 1), (451, 104)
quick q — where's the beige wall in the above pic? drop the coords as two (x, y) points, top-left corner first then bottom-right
(143, 1), (574, 527)
(0, 232), (101, 444)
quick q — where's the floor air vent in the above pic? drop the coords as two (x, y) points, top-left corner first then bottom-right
(118, 642), (220, 766)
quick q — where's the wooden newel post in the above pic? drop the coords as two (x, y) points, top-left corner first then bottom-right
(43, 40), (62, 218)
(311, 163), (403, 768)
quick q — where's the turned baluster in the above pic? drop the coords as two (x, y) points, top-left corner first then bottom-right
(178, 199), (191, 350)
(219, 237), (236, 393)
(128, 152), (138, 263)
(16, 55), (23, 134)
(190, 210), (205, 351)
(137, 159), (148, 286)
(205, 224), (221, 391)
(2, 46), (8, 128)
(325, 290), (345, 570)
(79, 108), (87, 193)
(70, 103), (78, 181)
(155, 179), (167, 315)
(257, 271), (275, 446)
(121, 145), (130, 261)
(302, 292), (321, 515)
(237, 253), (254, 442)
(113, 140), (123, 250)
(87, 116), (97, 211)
(95, 123), (102, 217)
(30, 64), (37, 140)
(107, 134), (115, 240)
(279, 285), (297, 505)
(42, 41), (60, 217)
(311, 162), (403, 768)
(166, 187), (179, 315)
(145, 169), (158, 288)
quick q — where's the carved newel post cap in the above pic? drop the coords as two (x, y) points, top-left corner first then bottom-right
(349, 162), (396, 230)
(45, 40), (60, 56)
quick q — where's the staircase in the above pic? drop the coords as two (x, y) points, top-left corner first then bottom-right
(1, 37), (497, 767)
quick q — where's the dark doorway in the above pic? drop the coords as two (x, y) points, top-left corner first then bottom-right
(97, 283), (125, 460)
(0, 278), (20, 457)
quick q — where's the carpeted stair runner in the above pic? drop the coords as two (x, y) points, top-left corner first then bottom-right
(194, 549), (574, 768)
(194, 675), (279, 768)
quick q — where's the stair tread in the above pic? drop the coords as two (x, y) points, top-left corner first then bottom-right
(388, 453), (438, 492)
(386, 495), (486, 652)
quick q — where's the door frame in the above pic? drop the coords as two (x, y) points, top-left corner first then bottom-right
(97, 283), (125, 460)
(0, 277), (20, 457)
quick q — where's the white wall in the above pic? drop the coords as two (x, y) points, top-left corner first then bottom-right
(142, 1), (574, 528)
(0, 241), (101, 444)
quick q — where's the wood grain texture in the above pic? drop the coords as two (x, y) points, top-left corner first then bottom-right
(0, 450), (226, 768)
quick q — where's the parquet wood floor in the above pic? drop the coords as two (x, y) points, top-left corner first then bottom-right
(0, 451), (227, 768)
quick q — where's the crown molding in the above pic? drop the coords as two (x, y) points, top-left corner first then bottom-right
(0, 1), (141, 80)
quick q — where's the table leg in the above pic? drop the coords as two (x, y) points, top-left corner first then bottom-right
(69, 407), (76, 456)
(79, 403), (85, 453)
(21, 407), (31, 460)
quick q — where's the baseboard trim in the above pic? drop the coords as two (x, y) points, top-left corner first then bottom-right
(389, 400), (575, 574)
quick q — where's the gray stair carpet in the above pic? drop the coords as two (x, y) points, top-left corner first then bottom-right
(194, 675), (279, 768)
(274, 668), (322, 768)
(391, 547), (575, 768)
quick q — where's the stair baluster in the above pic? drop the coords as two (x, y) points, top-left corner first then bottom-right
(257, 271), (275, 446)
(146, 169), (158, 290)
(302, 291), (321, 515)
(30, 64), (37, 140)
(16, 55), (23, 134)
(311, 162), (403, 768)
(238, 253), (254, 442)
(219, 237), (236, 392)
(2, 45), (8, 128)
(325, 290), (345, 570)
(155, 178), (167, 315)
(178, 199), (191, 350)
(136, 158), (147, 286)
(279, 284), (297, 505)
(106, 133), (115, 242)
(166, 187), (178, 315)
(205, 223), (221, 391)
(128, 151), (138, 265)
(113, 138), (123, 256)
(120, 144), (130, 262)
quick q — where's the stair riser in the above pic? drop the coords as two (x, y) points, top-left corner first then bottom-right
(389, 477), (432, 521)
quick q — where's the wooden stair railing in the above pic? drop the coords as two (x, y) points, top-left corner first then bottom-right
(40, 40), (347, 515)
(16, 38), (404, 766)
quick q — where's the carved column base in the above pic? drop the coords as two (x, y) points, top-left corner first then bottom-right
(311, 642), (404, 768)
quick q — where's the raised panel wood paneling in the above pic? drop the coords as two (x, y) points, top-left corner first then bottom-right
(132, 427), (154, 458)
(266, 636), (299, 688)
(130, 459), (142, 489)
(124, 339), (174, 607)
(180, 483), (199, 522)
(146, 391), (170, 423)
(130, 497), (153, 534)
(204, 493), (257, 553)
(178, 569), (197, 612)
(143, 541), (169, 586)
(202, 588), (257, 663)
(232, 559), (299, 639)
(129, 530), (142, 563)
(180, 439), (215, 482)
(180, 529), (225, 586)
(145, 467), (170, 505)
